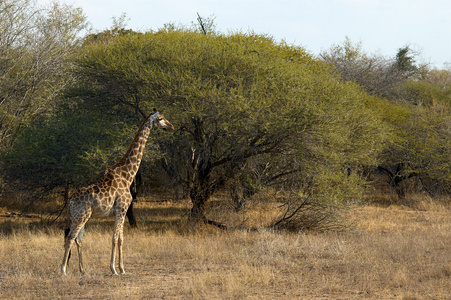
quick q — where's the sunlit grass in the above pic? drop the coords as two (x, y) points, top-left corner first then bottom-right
(0, 196), (450, 299)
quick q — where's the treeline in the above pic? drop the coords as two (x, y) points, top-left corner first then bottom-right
(1, 0), (450, 228)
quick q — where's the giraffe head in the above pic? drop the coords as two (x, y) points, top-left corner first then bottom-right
(149, 108), (174, 130)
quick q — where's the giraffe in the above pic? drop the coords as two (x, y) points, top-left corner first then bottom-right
(61, 109), (174, 275)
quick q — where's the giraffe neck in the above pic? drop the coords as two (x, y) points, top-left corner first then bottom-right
(107, 117), (153, 185)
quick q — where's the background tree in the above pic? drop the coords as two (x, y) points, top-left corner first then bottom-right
(321, 38), (451, 199)
(377, 71), (451, 197)
(0, 0), (88, 150)
(396, 46), (418, 77)
(320, 38), (424, 100)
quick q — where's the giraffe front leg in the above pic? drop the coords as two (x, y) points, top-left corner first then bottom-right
(118, 229), (125, 274)
(110, 238), (118, 275)
(110, 214), (126, 275)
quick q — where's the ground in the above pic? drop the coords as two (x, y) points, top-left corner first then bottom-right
(0, 198), (450, 299)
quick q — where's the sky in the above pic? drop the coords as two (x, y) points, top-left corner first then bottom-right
(38, 0), (451, 69)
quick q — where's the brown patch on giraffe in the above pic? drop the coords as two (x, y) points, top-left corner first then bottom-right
(92, 185), (100, 194)
(106, 172), (114, 181)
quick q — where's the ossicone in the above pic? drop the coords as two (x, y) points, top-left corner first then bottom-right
(151, 108), (159, 118)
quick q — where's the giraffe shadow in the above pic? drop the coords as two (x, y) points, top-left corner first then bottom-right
(0, 218), (56, 236)
(131, 204), (190, 232)
(0, 201), (190, 236)
(64, 203), (191, 233)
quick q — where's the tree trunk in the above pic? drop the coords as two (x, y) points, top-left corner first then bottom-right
(126, 168), (142, 227)
(188, 183), (209, 225)
(378, 165), (404, 199)
(126, 202), (137, 227)
(186, 117), (226, 229)
(187, 173), (226, 229)
(391, 175), (406, 199)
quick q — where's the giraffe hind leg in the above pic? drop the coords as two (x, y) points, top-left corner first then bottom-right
(75, 225), (85, 274)
(64, 226), (84, 266)
(61, 228), (77, 275)
(61, 221), (89, 275)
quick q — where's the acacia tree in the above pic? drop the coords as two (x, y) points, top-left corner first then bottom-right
(55, 30), (388, 227)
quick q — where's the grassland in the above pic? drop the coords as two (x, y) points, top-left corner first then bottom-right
(0, 196), (450, 299)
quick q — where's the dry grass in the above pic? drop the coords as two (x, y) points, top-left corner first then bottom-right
(0, 197), (450, 299)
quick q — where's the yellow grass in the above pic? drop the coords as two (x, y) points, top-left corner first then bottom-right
(0, 198), (450, 299)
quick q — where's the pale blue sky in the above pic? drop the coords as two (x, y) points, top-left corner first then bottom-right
(39, 0), (451, 68)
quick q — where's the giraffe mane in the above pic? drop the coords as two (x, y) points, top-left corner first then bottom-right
(107, 111), (158, 173)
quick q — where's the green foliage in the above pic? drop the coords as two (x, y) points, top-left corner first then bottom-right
(396, 108), (450, 181)
(396, 71), (451, 176)
(2, 114), (87, 190)
(401, 70), (451, 107)
(395, 46), (418, 76)
(321, 38), (451, 197)
(376, 83), (451, 195)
